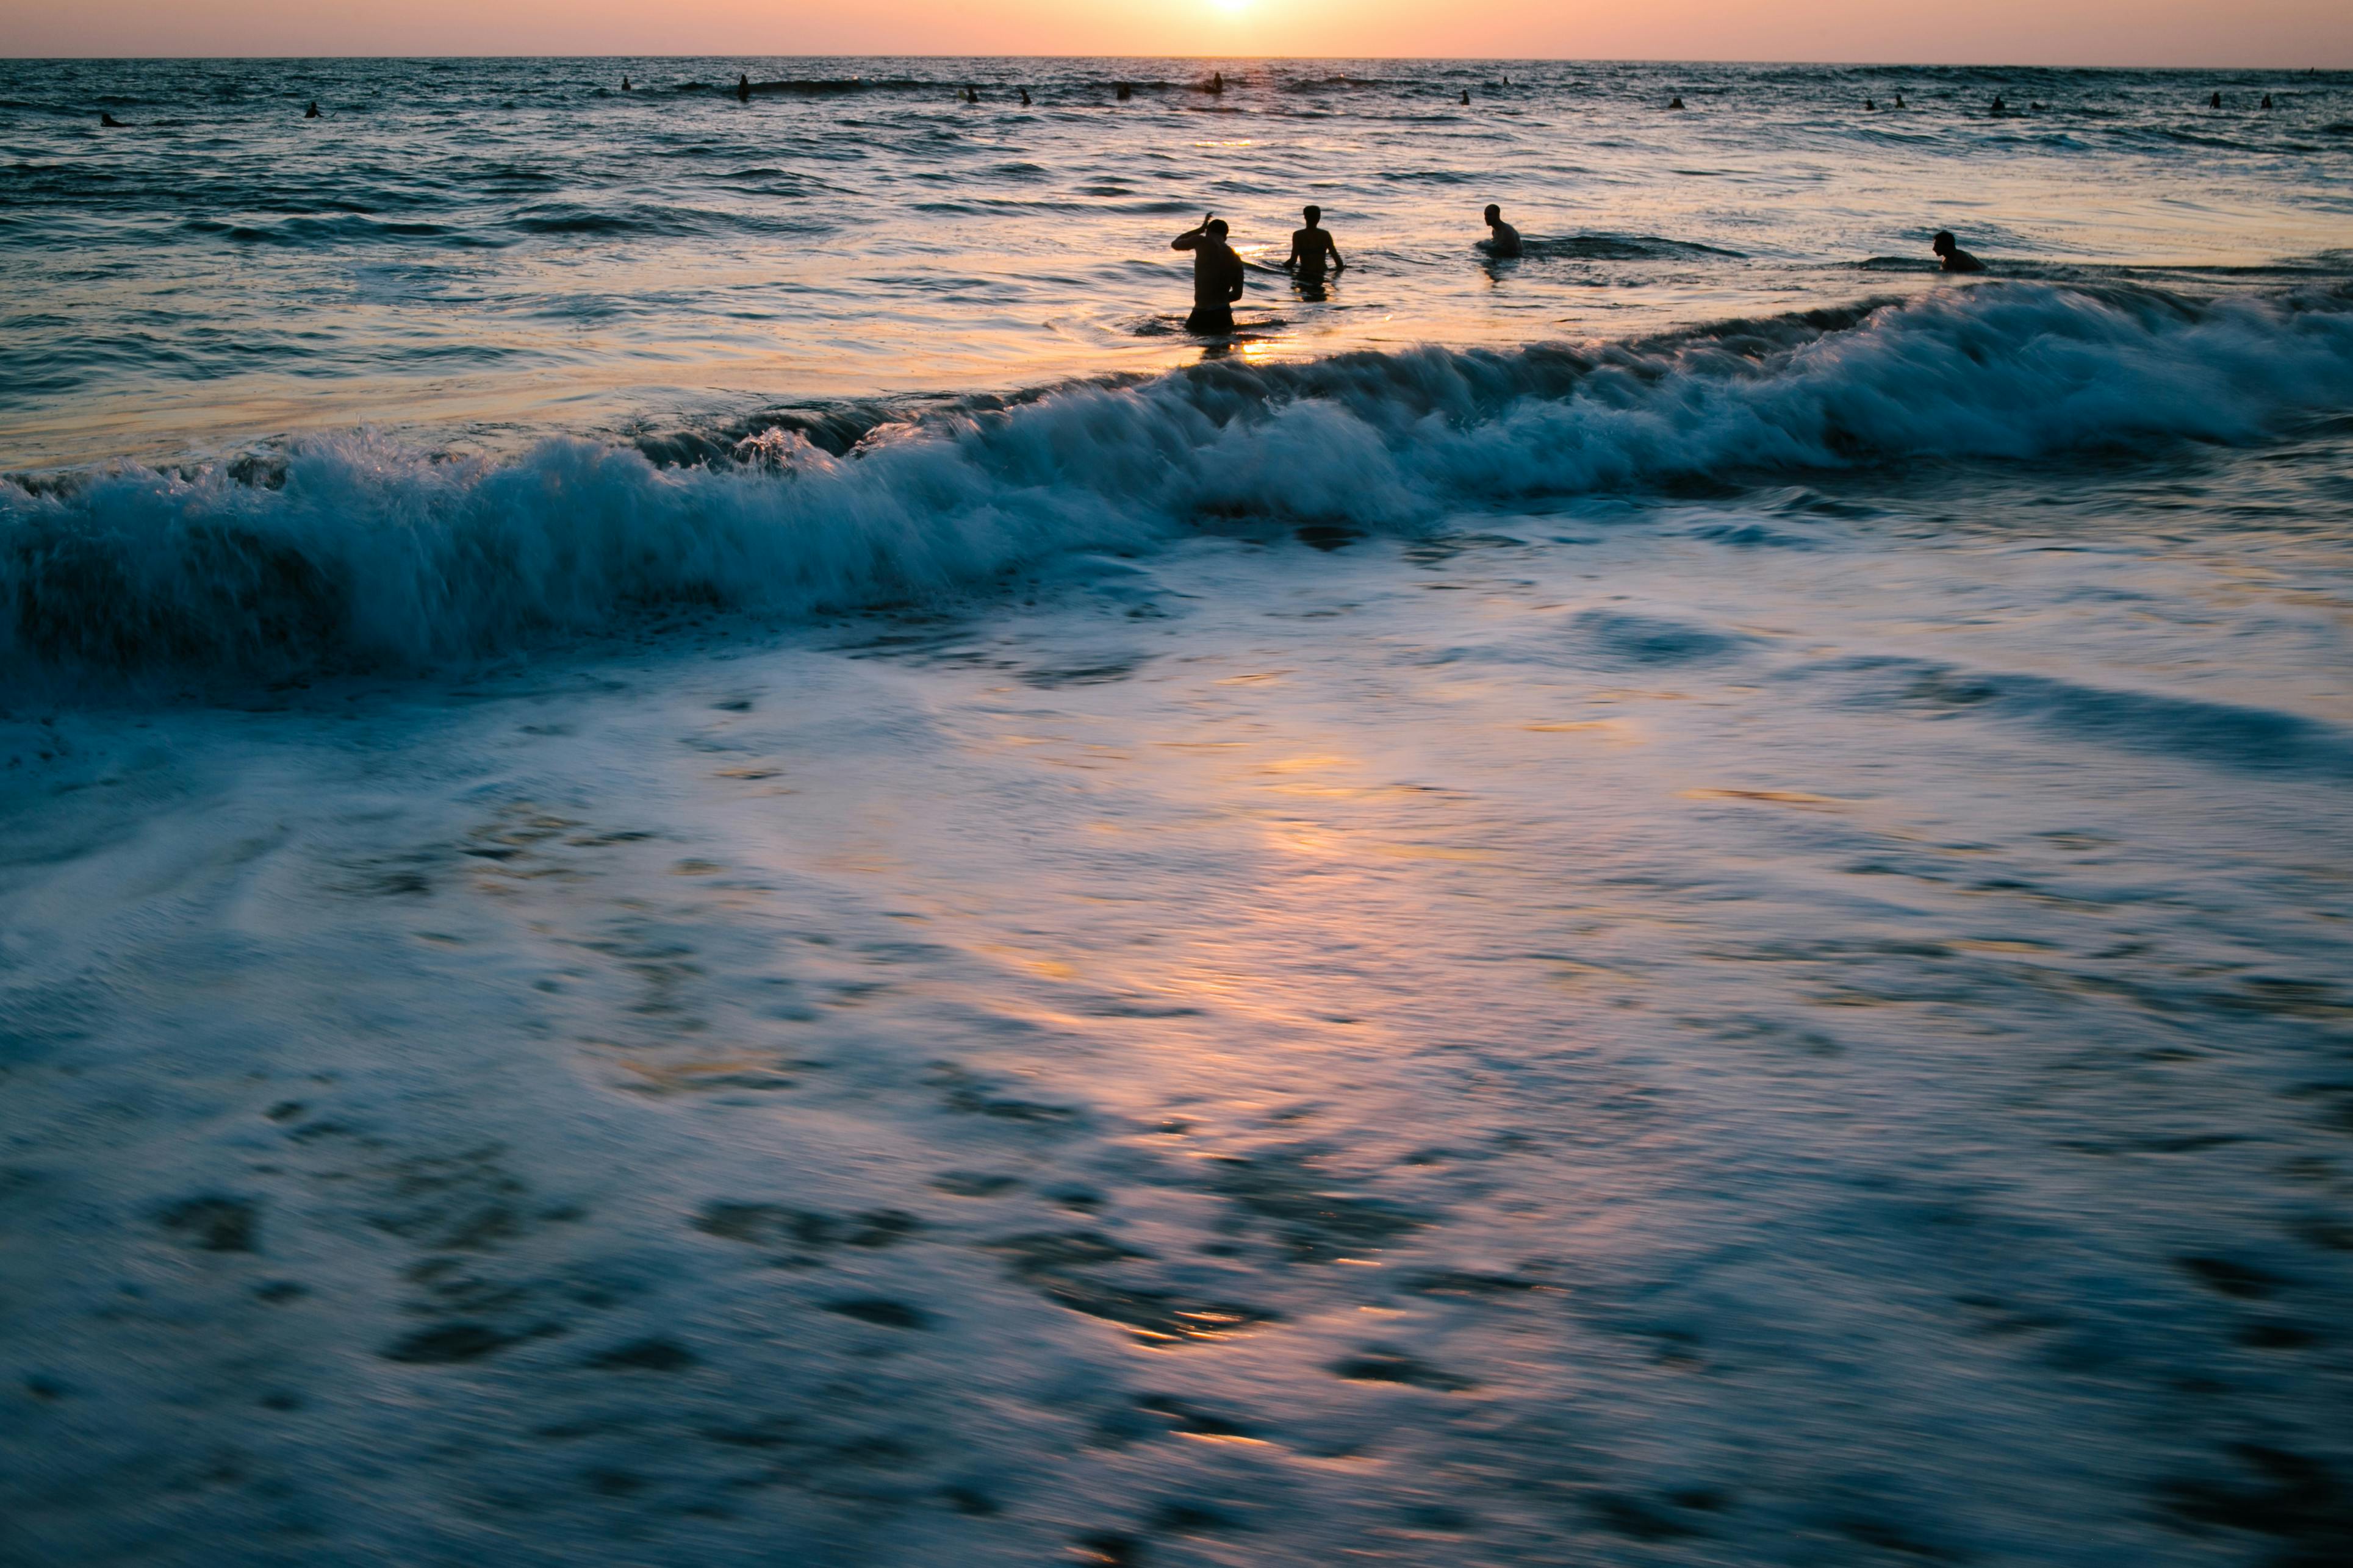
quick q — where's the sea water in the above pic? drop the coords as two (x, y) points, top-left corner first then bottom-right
(3, 57), (2352, 1568)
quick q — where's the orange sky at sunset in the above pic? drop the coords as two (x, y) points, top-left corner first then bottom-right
(5, 0), (2349, 65)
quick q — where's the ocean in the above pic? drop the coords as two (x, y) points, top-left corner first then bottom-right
(4, 54), (2352, 1568)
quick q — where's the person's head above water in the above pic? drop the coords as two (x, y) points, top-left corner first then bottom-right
(1931, 231), (1957, 255)
(1204, 218), (1229, 239)
(1302, 205), (1321, 226)
(1484, 204), (1503, 224)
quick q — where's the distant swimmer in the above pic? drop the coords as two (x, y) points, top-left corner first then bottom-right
(737, 73), (750, 103)
(1117, 82), (1132, 101)
(1020, 88), (1032, 106)
(99, 112), (124, 127)
(620, 75), (630, 92)
(2210, 91), (2222, 109)
(1210, 71), (1225, 95)
(1284, 204), (1346, 279)
(1895, 93), (1905, 107)
(1669, 96), (1685, 109)
(1481, 203), (1521, 259)
(965, 87), (978, 104)
(1172, 213), (1245, 334)
(304, 100), (320, 118)
(1461, 90), (1471, 106)
(1931, 231), (1986, 273)
(2263, 93), (2273, 109)
(1989, 95), (2005, 115)
(1866, 98), (1876, 110)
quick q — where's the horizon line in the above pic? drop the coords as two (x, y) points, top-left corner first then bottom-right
(5, 54), (2349, 71)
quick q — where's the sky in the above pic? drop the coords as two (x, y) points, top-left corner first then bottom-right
(3, 0), (2349, 66)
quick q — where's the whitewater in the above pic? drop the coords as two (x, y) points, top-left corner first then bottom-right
(4, 57), (2353, 1568)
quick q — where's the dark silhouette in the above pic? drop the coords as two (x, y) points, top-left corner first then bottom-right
(1669, 96), (1685, 109)
(1019, 88), (1032, 106)
(1210, 71), (1225, 95)
(99, 112), (124, 127)
(2029, 100), (2044, 112)
(1284, 205), (1346, 283)
(2262, 93), (2273, 109)
(621, 74), (630, 91)
(2210, 91), (2222, 109)
(964, 87), (978, 104)
(1931, 231), (1986, 273)
(1866, 98), (1876, 110)
(1989, 95), (2006, 115)
(1895, 93), (1906, 107)
(1481, 203), (1521, 259)
(1460, 89), (1470, 106)
(737, 73), (750, 104)
(304, 101), (320, 118)
(1117, 82), (1132, 101)
(1172, 213), (1245, 334)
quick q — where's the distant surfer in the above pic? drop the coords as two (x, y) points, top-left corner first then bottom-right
(965, 87), (978, 104)
(2262, 93), (2273, 109)
(1460, 89), (1471, 106)
(737, 73), (750, 104)
(1931, 231), (1986, 273)
(304, 101), (320, 118)
(2210, 90), (2222, 109)
(1020, 88), (1032, 106)
(1866, 98), (1876, 110)
(1481, 203), (1521, 259)
(1669, 96), (1685, 109)
(1117, 82), (1132, 101)
(1989, 95), (2005, 115)
(1894, 93), (1905, 107)
(1210, 71), (1225, 95)
(621, 75), (631, 92)
(1284, 205), (1346, 281)
(1172, 213), (1245, 335)
(99, 112), (124, 127)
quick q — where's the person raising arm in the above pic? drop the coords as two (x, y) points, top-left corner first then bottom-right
(1173, 213), (1246, 334)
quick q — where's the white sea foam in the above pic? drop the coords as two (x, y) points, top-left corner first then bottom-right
(6, 282), (2351, 676)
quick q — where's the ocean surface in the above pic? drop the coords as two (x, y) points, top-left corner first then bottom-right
(4, 55), (2353, 1568)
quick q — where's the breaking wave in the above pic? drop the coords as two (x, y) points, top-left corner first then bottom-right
(5, 280), (2352, 678)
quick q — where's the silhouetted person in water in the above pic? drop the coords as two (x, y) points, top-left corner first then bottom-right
(1019, 88), (1032, 106)
(1669, 96), (1685, 109)
(1481, 203), (1521, 258)
(1461, 90), (1470, 106)
(1284, 204), (1345, 281)
(737, 74), (750, 103)
(1866, 98), (1876, 110)
(1210, 72), (1224, 95)
(964, 87), (978, 104)
(1895, 93), (1906, 107)
(1172, 213), (1245, 334)
(304, 101), (320, 118)
(1931, 231), (1985, 273)
(2263, 93), (2273, 109)
(1117, 82), (1132, 101)
(99, 112), (124, 127)
(1989, 95), (2006, 115)
(2210, 91), (2222, 109)
(621, 75), (631, 92)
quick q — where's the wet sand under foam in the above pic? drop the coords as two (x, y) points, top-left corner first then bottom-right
(4, 446), (2352, 1566)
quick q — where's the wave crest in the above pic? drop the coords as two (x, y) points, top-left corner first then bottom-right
(6, 281), (2351, 678)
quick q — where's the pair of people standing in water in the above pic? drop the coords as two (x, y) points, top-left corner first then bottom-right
(1171, 205), (1348, 333)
